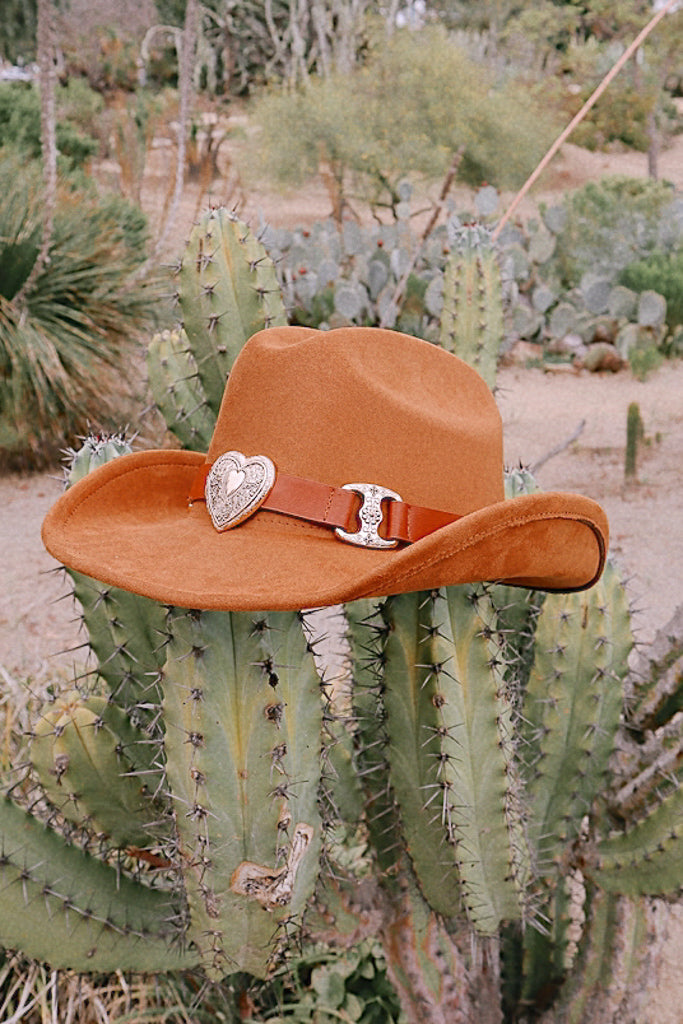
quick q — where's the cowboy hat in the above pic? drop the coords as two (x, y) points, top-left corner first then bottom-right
(42, 326), (607, 610)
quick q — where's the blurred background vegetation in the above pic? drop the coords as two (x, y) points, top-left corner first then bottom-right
(0, 0), (680, 465)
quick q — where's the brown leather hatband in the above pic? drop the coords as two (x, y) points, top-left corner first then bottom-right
(188, 460), (461, 545)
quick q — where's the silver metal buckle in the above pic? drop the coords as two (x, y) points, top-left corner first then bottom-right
(205, 451), (276, 532)
(335, 483), (402, 549)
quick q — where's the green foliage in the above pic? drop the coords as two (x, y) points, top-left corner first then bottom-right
(0, 82), (99, 169)
(251, 941), (405, 1023)
(620, 250), (683, 330)
(551, 176), (681, 287)
(0, 0), (36, 65)
(248, 26), (558, 213)
(0, 152), (156, 469)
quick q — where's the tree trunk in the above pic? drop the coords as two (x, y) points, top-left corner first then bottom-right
(16, 0), (57, 309)
(379, 882), (503, 1024)
(647, 109), (659, 180)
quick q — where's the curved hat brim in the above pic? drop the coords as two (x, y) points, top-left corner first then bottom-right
(42, 450), (607, 610)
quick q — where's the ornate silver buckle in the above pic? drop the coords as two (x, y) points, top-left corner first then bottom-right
(335, 483), (402, 549)
(205, 451), (276, 532)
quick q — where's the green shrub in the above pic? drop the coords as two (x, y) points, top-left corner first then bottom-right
(0, 82), (99, 169)
(247, 25), (558, 216)
(0, 153), (157, 470)
(620, 250), (683, 330)
(550, 176), (681, 287)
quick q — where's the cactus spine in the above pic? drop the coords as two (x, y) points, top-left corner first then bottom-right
(31, 690), (164, 848)
(0, 797), (198, 972)
(147, 328), (215, 450)
(377, 587), (528, 931)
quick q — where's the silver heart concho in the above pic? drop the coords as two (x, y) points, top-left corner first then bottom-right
(205, 451), (276, 532)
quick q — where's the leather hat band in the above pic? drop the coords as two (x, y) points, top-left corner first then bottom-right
(188, 455), (461, 548)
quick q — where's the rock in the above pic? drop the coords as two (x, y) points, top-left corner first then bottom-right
(589, 316), (619, 345)
(638, 289), (667, 328)
(543, 361), (581, 374)
(546, 332), (587, 360)
(504, 340), (544, 366)
(579, 341), (625, 373)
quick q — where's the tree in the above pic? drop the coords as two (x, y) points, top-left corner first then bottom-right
(0, 0), (37, 65)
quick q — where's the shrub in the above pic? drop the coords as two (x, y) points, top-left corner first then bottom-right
(0, 82), (99, 169)
(0, 153), (158, 469)
(620, 250), (683, 330)
(247, 25), (558, 217)
(549, 175), (682, 287)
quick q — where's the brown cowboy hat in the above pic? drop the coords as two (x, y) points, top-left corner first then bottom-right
(42, 326), (607, 610)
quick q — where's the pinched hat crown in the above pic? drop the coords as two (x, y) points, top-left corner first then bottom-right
(42, 327), (607, 610)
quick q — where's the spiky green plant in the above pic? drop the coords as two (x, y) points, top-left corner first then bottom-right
(0, 151), (156, 470)
(440, 220), (504, 388)
(1, 207), (680, 1023)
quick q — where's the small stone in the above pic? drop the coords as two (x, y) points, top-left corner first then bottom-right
(579, 342), (625, 373)
(504, 340), (544, 366)
(547, 332), (587, 359)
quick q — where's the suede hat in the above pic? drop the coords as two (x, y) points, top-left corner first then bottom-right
(42, 326), (608, 610)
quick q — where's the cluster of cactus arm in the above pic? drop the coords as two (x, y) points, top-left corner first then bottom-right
(1, 209), (680, 1022)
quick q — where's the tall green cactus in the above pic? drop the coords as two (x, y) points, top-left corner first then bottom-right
(439, 221), (504, 388)
(175, 206), (288, 415)
(161, 607), (324, 978)
(2, 205), (680, 1023)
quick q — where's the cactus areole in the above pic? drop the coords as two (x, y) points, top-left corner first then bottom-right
(42, 326), (607, 609)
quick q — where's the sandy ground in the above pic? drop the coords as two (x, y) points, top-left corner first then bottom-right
(1, 130), (682, 1016)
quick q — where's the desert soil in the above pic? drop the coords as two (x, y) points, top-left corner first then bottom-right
(1, 129), (682, 1017)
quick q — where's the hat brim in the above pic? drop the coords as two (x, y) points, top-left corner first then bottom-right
(42, 450), (607, 610)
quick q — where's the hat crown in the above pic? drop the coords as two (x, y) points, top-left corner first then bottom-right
(208, 327), (504, 515)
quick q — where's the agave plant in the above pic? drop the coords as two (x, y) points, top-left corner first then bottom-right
(0, 150), (157, 470)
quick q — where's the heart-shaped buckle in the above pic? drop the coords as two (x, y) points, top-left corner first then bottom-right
(205, 451), (276, 532)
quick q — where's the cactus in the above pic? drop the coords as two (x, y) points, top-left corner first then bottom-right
(176, 207), (287, 415)
(147, 327), (215, 450)
(31, 690), (164, 848)
(160, 606), (324, 978)
(2, 205), (681, 1022)
(0, 796), (199, 973)
(625, 401), (643, 480)
(439, 221), (504, 387)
